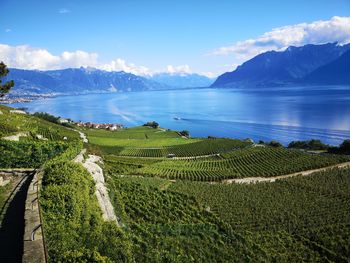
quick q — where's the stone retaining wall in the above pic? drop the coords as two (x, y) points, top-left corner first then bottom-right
(22, 170), (47, 263)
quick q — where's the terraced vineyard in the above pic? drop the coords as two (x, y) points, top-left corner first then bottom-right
(103, 146), (350, 181)
(105, 167), (350, 261)
(0, 105), (79, 141)
(107, 175), (270, 261)
(118, 138), (251, 157)
(170, 168), (350, 261)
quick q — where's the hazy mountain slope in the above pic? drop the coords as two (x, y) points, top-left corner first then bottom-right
(211, 43), (350, 88)
(302, 49), (350, 85)
(5, 67), (168, 95)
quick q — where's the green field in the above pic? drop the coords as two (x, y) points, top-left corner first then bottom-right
(103, 145), (349, 181)
(85, 126), (251, 158)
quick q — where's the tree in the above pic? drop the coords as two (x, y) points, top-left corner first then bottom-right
(288, 139), (328, 150)
(0, 62), (14, 97)
(268, 140), (283, 148)
(143, 121), (159, 129)
(179, 130), (190, 137)
(339, 139), (350, 154)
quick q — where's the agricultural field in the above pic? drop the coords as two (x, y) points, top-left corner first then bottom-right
(107, 174), (268, 261)
(0, 105), (79, 141)
(85, 126), (251, 157)
(85, 126), (179, 139)
(96, 125), (350, 260)
(103, 143), (349, 181)
(105, 167), (350, 261)
(170, 167), (350, 261)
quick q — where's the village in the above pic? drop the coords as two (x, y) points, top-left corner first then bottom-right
(75, 121), (124, 131)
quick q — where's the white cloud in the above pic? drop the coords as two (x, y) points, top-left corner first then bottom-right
(0, 44), (99, 70)
(0, 43), (152, 75)
(100, 58), (151, 76)
(0, 43), (213, 77)
(58, 8), (70, 14)
(0, 44), (60, 69)
(199, 71), (216, 78)
(0, 44), (98, 70)
(211, 16), (350, 62)
(61, 50), (99, 68)
(5, 29), (11, 33)
(166, 65), (192, 75)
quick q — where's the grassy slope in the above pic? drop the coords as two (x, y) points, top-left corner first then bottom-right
(85, 126), (202, 148)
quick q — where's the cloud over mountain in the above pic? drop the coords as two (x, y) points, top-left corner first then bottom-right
(211, 16), (350, 62)
(0, 43), (210, 77)
(100, 58), (151, 76)
(0, 43), (151, 75)
(0, 44), (99, 70)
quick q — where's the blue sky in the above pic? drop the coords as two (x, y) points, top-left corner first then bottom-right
(1, 0), (350, 76)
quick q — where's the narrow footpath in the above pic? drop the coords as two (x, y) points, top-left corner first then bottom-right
(0, 172), (34, 263)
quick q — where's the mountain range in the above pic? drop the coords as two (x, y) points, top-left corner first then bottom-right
(4, 42), (350, 97)
(4, 67), (214, 96)
(211, 43), (350, 88)
(5, 67), (167, 95)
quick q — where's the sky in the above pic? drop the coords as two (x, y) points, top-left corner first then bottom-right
(0, 0), (350, 77)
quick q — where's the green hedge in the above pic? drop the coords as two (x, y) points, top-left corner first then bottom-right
(41, 155), (132, 262)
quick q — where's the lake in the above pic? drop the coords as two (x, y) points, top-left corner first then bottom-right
(11, 86), (350, 145)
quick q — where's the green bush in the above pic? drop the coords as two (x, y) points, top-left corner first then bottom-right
(41, 159), (132, 262)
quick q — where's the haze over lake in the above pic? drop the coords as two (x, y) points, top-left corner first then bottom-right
(12, 86), (350, 145)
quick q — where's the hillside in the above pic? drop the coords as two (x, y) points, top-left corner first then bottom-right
(303, 49), (350, 85)
(211, 43), (350, 88)
(1, 105), (350, 261)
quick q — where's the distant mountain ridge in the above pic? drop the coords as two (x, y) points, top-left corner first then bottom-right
(211, 43), (350, 88)
(149, 73), (214, 88)
(5, 67), (169, 95)
(5, 67), (214, 96)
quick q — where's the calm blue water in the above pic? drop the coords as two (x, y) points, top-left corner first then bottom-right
(11, 87), (350, 145)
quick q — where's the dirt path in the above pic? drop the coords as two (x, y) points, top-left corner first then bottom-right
(75, 150), (119, 224)
(222, 161), (350, 184)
